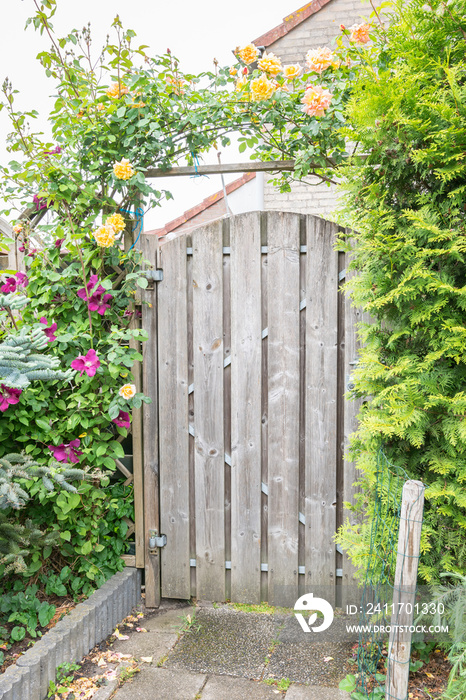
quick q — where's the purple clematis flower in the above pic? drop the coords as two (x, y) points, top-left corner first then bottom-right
(88, 287), (112, 316)
(16, 272), (28, 287)
(48, 439), (82, 464)
(112, 410), (131, 429)
(77, 275), (112, 316)
(71, 348), (100, 377)
(55, 238), (65, 249)
(0, 271), (28, 294)
(33, 194), (48, 211)
(77, 274), (99, 300)
(44, 146), (62, 156)
(0, 385), (22, 412)
(0, 277), (17, 294)
(39, 317), (57, 343)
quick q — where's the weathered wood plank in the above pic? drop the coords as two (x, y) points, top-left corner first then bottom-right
(267, 212), (300, 607)
(305, 216), (339, 606)
(141, 233), (161, 607)
(342, 236), (366, 607)
(230, 212), (262, 604)
(158, 234), (190, 599)
(223, 220), (232, 602)
(145, 160), (295, 178)
(124, 211), (145, 570)
(261, 216), (269, 604)
(192, 221), (225, 601)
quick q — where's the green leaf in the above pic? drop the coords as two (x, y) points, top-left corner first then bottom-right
(110, 440), (125, 459)
(10, 626), (26, 642)
(339, 675), (357, 693)
(136, 277), (148, 289)
(35, 418), (51, 432)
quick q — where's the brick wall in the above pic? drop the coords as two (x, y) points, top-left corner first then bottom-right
(262, 0), (369, 217)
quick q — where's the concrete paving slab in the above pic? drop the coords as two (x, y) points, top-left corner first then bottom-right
(200, 675), (280, 699)
(165, 608), (275, 678)
(112, 667), (206, 700)
(285, 684), (351, 699)
(112, 631), (178, 660)
(144, 606), (194, 634)
(265, 614), (356, 685)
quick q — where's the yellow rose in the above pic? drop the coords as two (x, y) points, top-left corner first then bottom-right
(257, 52), (282, 76)
(119, 383), (136, 399)
(113, 158), (135, 181)
(105, 213), (126, 233)
(250, 74), (275, 101)
(106, 82), (129, 98)
(13, 224), (23, 234)
(93, 224), (116, 248)
(283, 64), (303, 80)
(229, 66), (238, 76)
(238, 43), (259, 65)
(235, 76), (248, 92)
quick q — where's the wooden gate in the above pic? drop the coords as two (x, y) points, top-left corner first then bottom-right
(140, 211), (363, 608)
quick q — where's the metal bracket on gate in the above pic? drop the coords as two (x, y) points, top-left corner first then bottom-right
(148, 529), (167, 555)
(142, 268), (163, 282)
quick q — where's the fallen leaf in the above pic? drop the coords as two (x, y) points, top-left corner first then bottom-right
(113, 630), (130, 640)
(136, 627), (147, 633)
(323, 656), (333, 662)
(140, 657), (153, 663)
(97, 658), (107, 667)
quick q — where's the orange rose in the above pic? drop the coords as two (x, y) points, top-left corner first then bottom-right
(349, 23), (371, 44)
(301, 85), (333, 117)
(305, 47), (334, 74)
(238, 43), (259, 65)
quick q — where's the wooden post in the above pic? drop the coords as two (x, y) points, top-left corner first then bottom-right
(125, 210), (145, 570)
(385, 480), (425, 700)
(141, 233), (161, 607)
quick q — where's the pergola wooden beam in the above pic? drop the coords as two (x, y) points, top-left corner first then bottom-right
(144, 160), (297, 178)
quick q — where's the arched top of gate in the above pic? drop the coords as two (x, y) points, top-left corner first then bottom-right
(149, 211), (341, 259)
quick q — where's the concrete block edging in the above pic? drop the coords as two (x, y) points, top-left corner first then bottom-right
(0, 567), (142, 700)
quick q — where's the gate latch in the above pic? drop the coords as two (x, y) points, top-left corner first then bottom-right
(148, 529), (167, 555)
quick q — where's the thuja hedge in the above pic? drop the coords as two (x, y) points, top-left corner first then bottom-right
(337, 0), (466, 582)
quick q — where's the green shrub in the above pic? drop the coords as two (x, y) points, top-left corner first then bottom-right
(337, 0), (466, 582)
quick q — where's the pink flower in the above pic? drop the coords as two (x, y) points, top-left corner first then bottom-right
(77, 275), (112, 316)
(301, 85), (333, 117)
(55, 238), (65, 249)
(39, 317), (57, 342)
(71, 348), (101, 377)
(113, 410), (131, 429)
(0, 272), (28, 294)
(0, 385), (22, 412)
(33, 194), (48, 211)
(44, 146), (62, 156)
(0, 277), (17, 294)
(48, 439), (82, 464)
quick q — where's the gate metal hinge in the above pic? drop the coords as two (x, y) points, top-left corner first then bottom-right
(141, 269), (163, 282)
(148, 529), (167, 554)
